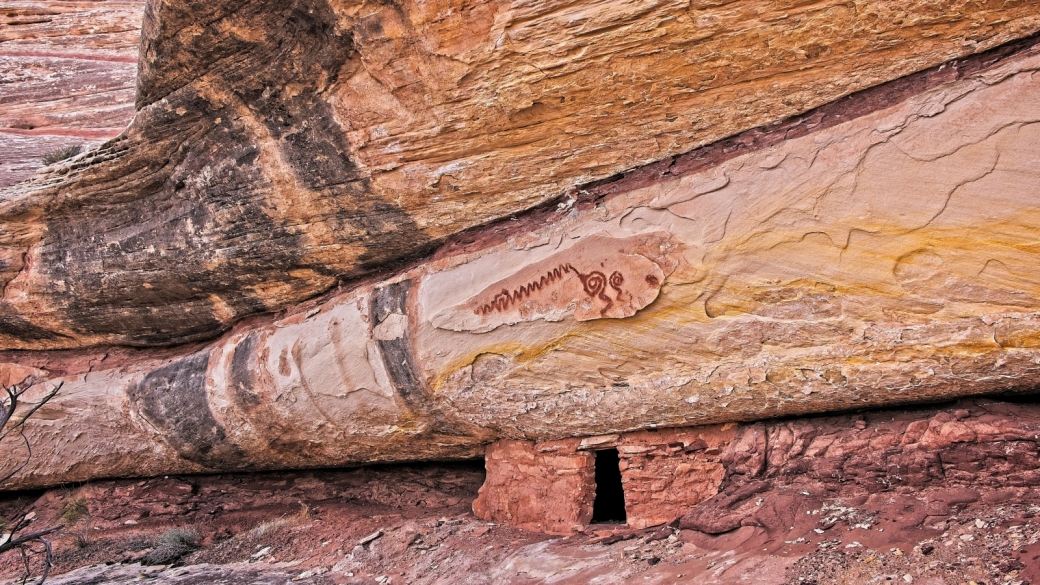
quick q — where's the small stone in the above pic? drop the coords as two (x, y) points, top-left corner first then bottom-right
(359, 529), (383, 546)
(471, 526), (491, 537)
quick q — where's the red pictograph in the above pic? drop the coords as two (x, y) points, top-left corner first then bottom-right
(474, 264), (628, 317)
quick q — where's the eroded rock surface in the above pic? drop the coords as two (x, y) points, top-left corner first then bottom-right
(473, 430), (730, 533)
(2, 0), (1039, 348)
(474, 398), (1040, 534)
(4, 400), (1040, 585)
(472, 440), (596, 534)
(0, 1), (144, 187)
(44, 564), (335, 585)
(678, 399), (1040, 535)
(3, 36), (1040, 489)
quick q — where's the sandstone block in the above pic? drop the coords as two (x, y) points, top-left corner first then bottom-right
(472, 439), (594, 535)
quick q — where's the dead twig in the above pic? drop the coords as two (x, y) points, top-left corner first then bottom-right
(0, 378), (63, 583)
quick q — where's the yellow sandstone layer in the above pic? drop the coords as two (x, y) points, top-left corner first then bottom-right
(2, 42), (1039, 489)
(2, 0), (1038, 348)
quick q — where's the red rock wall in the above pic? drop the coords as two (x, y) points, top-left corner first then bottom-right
(475, 429), (734, 531)
(0, 1), (144, 187)
(3, 0), (1040, 349)
(477, 399), (1040, 534)
(617, 428), (731, 529)
(472, 439), (594, 535)
(6, 39), (1040, 491)
(3, 4), (1040, 492)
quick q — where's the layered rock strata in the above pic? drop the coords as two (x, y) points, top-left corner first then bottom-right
(3, 38), (1040, 490)
(2, 0), (1039, 348)
(0, 1), (144, 187)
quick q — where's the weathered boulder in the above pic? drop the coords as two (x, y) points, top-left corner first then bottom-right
(3, 36), (1040, 489)
(2, 0), (1039, 349)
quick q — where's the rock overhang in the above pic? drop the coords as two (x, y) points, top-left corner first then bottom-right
(2, 2), (1040, 490)
(3, 0), (1040, 349)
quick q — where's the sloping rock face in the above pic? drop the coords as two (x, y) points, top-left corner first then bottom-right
(2, 34), (1040, 490)
(1, 0), (1039, 349)
(0, 1), (144, 187)
(44, 564), (335, 585)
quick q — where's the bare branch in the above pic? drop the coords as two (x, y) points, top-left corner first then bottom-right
(0, 525), (63, 556)
(0, 381), (61, 441)
(0, 379), (63, 583)
(0, 431), (34, 485)
(0, 384), (17, 435)
(14, 534), (54, 585)
(0, 381), (61, 483)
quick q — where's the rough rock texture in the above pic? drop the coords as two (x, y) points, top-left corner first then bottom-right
(4, 37), (1040, 489)
(5, 400), (1040, 585)
(2, 0), (1039, 349)
(475, 397), (1040, 536)
(679, 398), (1040, 535)
(0, 463), (501, 585)
(473, 429), (730, 532)
(617, 428), (729, 529)
(0, 1), (143, 187)
(43, 563), (336, 585)
(472, 439), (594, 534)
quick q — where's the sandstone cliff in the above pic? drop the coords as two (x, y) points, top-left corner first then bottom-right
(0, 1), (143, 187)
(2, 0), (1038, 349)
(3, 22), (1040, 489)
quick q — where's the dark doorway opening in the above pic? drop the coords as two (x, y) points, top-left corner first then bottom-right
(591, 448), (627, 524)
